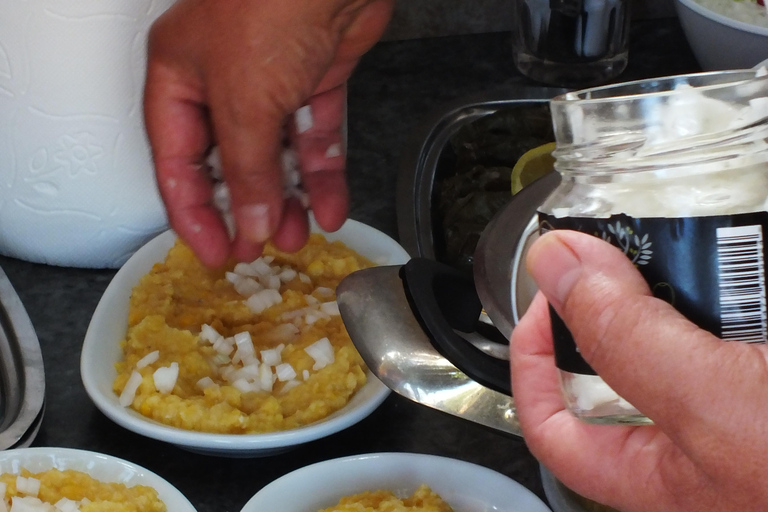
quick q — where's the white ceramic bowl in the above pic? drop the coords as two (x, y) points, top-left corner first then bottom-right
(241, 452), (552, 512)
(675, 0), (768, 70)
(0, 447), (195, 510)
(81, 218), (410, 457)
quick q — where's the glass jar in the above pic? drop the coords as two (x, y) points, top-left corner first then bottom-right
(539, 69), (768, 424)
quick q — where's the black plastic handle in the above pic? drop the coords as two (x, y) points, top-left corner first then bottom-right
(400, 258), (511, 396)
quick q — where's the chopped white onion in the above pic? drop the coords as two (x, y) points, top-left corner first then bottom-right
(135, 350), (160, 369)
(212, 336), (234, 356)
(259, 363), (274, 392)
(304, 311), (321, 325)
(234, 276), (263, 297)
(234, 331), (256, 364)
(280, 379), (301, 394)
(304, 294), (320, 306)
(10, 496), (49, 512)
(196, 377), (217, 390)
(200, 324), (222, 344)
(250, 258), (273, 276)
(315, 287), (334, 297)
(54, 498), (79, 512)
(232, 378), (256, 393)
(320, 301), (340, 316)
(275, 363), (297, 382)
(235, 363), (260, 381)
(245, 289), (283, 314)
(264, 323), (299, 344)
(234, 262), (259, 277)
(153, 362), (179, 394)
(119, 370), (143, 407)
(15, 477), (40, 497)
(278, 268), (297, 282)
(299, 273), (311, 284)
(295, 105), (313, 133)
(305, 337), (335, 371)
(260, 347), (282, 367)
(302, 369), (310, 381)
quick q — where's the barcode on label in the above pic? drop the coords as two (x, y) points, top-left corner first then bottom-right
(716, 225), (767, 343)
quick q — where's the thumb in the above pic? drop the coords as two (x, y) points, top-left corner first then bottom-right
(525, 230), (729, 431)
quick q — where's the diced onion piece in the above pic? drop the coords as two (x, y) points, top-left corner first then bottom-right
(295, 105), (313, 133)
(234, 262), (259, 277)
(267, 275), (281, 290)
(196, 377), (217, 390)
(315, 287), (334, 297)
(320, 301), (340, 316)
(232, 378), (256, 393)
(263, 323), (299, 344)
(199, 324), (222, 344)
(304, 294), (320, 306)
(260, 347), (282, 367)
(54, 498), (79, 512)
(299, 273), (311, 284)
(16, 477), (40, 497)
(234, 331), (256, 364)
(262, 255), (275, 264)
(236, 363), (260, 380)
(259, 363), (274, 392)
(234, 277), (263, 297)
(275, 363), (297, 382)
(220, 365), (237, 383)
(302, 369), (310, 381)
(212, 336), (234, 356)
(280, 379), (301, 394)
(212, 353), (231, 366)
(11, 496), (48, 511)
(249, 258), (273, 276)
(225, 271), (240, 284)
(304, 311), (321, 325)
(135, 350), (160, 369)
(305, 337), (335, 371)
(153, 362), (179, 394)
(119, 370), (143, 407)
(278, 269), (297, 282)
(246, 289), (283, 314)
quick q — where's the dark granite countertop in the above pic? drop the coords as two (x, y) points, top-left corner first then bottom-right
(0, 18), (699, 512)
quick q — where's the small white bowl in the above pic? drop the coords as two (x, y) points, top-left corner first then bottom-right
(675, 0), (768, 70)
(242, 452), (552, 512)
(81, 219), (410, 457)
(0, 447), (195, 510)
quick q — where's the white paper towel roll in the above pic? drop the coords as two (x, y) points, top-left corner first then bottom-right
(0, 0), (175, 268)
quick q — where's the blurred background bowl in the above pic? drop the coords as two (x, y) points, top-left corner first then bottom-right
(674, 0), (768, 70)
(241, 452), (552, 512)
(0, 447), (195, 511)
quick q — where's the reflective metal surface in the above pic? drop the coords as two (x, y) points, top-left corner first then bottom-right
(338, 266), (521, 437)
(0, 265), (45, 450)
(473, 172), (560, 340)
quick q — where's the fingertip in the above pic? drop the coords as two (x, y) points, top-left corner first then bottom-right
(303, 171), (349, 232)
(170, 209), (231, 268)
(272, 198), (311, 253)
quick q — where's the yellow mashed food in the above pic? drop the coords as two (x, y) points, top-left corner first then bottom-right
(113, 234), (374, 434)
(320, 485), (454, 512)
(0, 468), (165, 511)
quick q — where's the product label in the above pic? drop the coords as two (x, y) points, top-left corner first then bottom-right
(539, 212), (768, 375)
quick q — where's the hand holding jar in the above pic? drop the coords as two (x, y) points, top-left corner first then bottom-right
(511, 230), (768, 512)
(143, 0), (394, 267)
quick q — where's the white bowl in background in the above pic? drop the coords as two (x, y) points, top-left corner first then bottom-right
(241, 452), (552, 512)
(81, 218), (410, 457)
(0, 447), (195, 510)
(674, 0), (768, 70)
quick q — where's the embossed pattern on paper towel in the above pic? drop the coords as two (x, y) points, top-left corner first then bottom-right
(0, 0), (174, 268)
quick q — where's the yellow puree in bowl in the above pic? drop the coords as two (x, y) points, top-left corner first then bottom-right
(113, 234), (373, 434)
(0, 468), (165, 511)
(320, 485), (454, 512)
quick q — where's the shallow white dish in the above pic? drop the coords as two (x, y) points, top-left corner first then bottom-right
(0, 447), (195, 510)
(242, 452), (551, 512)
(81, 218), (410, 457)
(675, 0), (768, 70)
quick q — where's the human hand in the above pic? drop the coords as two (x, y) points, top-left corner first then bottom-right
(143, 0), (395, 267)
(510, 230), (768, 512)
